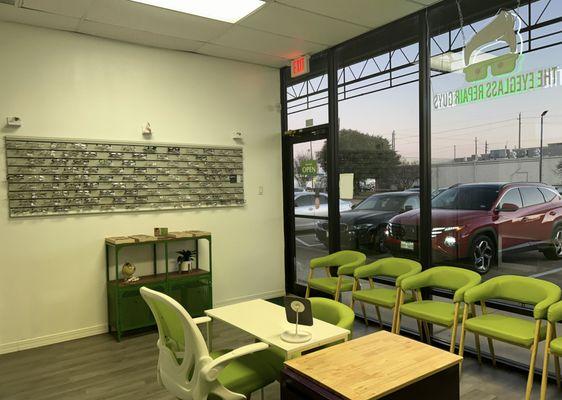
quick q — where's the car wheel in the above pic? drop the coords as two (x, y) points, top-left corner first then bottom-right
(470, 235), (495, 274)
(544, 226), (562, 260)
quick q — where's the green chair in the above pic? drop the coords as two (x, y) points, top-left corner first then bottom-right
(395, 266), (481, 353)
(306, 250), (366, 303)
(460, 275), (561, 400)
(351, 257), (422, 329)
(140, 287), (281, 400)
(309, 297), (355, 339)
(541, 301), (562, 400)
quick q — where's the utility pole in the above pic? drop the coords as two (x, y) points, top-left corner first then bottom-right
(391, 130), (396, 151)
(473, 137), (478, 182)
(454, 145), (456, 160)
(485, 140), (488, 154)
(539, 110), (549, 182)
(518, 112), (522, 149)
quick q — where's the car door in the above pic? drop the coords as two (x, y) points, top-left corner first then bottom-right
(495, 188), (527, 249)
(518, 187), (548, 245)
(294, 193), (316, 231)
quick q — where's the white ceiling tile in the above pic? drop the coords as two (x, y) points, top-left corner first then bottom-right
(212, 25), (325, 60)
(78, 20), (204, 52)
(197, 43), (288, 68)
(239, 2), (369, 46)
(0, 3), (79, 31)
(275, 0), (423, 28)
(21, 0), (93, 18)
(85, 0), (231, 42)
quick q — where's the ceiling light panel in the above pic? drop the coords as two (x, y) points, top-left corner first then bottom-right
(128, 0), (265, 23)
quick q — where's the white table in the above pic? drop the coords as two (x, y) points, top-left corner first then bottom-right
(205, 299), (350, 359)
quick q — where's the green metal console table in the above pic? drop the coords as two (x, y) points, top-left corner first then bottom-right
(105, 233), (212, 341)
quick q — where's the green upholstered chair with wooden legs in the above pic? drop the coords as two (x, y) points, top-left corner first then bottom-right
(460, 276), (561, 400)
(140, 287), (282, 400)
(306, 250), (366, 303)
(351, 257), (422, 329)
(309, 297), (355, 339)
(395, 266), (481, 353)
(541, 301), (562, 400)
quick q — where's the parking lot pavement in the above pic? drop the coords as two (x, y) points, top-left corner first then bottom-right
(294, 232), (562, 286)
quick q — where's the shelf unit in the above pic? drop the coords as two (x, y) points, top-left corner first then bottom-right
(105, 233), (212, 340)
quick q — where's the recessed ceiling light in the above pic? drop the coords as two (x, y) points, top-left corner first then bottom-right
(129, 0), (265, 23)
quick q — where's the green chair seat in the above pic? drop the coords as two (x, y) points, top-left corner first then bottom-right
(209, 349), (280, 398)
(549, 337), (562, 356)
(309, 276), (354, 294)
(353, 287), (413, 308)
(399, 300), (463, 327)
(464, 314), (547, 348)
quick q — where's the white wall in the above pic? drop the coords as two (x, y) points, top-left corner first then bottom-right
(0, 22), (285, 353)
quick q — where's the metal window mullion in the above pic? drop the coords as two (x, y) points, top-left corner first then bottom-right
(327, 49), (341, 253)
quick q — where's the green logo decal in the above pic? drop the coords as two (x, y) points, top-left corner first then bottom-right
(463, 10), (522, 83)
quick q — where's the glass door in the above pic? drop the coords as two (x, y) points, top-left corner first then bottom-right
(293, 138), (330, 287)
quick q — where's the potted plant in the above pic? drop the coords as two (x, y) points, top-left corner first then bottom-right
(177, 250), (196, 273)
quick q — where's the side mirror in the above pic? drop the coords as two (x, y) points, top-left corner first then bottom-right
(498, 203), (519, 212)
(351, 203), (357, 209)
(404, 205), (414, 212)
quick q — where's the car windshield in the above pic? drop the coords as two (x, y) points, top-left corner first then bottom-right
(432, 186), (500, 210)
(354, 195), (405, 211)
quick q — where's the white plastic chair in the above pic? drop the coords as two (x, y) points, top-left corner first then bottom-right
(140, 287), (279, 400)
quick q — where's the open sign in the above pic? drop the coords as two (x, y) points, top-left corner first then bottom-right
(299, 160), (317, 176)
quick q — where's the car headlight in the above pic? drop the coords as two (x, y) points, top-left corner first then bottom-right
(444, 236), (457, 247)
(432, 226), (464, 238)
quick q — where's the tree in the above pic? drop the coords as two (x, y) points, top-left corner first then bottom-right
(318, 129), (401, 192)
(391, 161), (420, 191)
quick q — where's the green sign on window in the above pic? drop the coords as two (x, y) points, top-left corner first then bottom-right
(300, 160), (317, 176)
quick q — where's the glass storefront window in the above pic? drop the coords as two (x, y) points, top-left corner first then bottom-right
(429, 1), (562, 284)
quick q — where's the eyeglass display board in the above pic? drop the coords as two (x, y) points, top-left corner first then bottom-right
(4, 136), (244, 217)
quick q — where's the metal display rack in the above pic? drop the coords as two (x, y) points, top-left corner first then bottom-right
(4, 136), (244, 217)
(105, 232), (212, 341)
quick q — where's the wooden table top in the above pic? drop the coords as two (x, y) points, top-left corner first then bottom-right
(284, 330), (462, 400)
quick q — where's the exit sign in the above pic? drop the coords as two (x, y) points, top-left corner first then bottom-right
(291, 55), (310, 78)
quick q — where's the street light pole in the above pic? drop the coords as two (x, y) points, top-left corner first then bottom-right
(539, 110), (548, 182)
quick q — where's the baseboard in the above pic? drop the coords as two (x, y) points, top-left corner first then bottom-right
(213, 288), (286, 307)
(0, 324), (108, 355)
(0, 289), (286, 355)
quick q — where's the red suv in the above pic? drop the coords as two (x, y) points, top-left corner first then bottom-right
(385, 183), (562, 274)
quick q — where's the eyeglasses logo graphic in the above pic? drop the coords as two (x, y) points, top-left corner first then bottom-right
(463, 10), (524, 83)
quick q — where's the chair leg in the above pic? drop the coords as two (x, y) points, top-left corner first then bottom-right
(394, 289), (404, 335)
(470, 304), (482, 364)
(305, 269), (313, 298)
(422, 322), (431, 344)
(351, 279), (358, 311)
(553, 324), (561, 389)
(449, 303), (460, 353)
(480, 301), (496, 366)
(458, 305), (469, 374)
(374, 306), (383, 328)
(334, 276), (342, 302)
(541, 322), (553, 400)
(391, 287), (401, 333)
(525, 320), (542, 400)
(416, 319), (424, 341)
(361, 302), (369, 327)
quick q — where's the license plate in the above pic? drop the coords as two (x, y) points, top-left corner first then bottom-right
(400, 241), (414, 250)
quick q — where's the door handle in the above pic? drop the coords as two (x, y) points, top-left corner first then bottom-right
(522, 217), (529, 222)
(550, 211), (557, 216)
(308, 207), (314, 211)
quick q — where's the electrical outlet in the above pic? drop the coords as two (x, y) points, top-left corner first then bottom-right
(258, 186), (264, 195)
